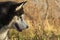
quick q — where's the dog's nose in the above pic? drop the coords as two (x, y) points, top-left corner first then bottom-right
(26, 26), (28, 28)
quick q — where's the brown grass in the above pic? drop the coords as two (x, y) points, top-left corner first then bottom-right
(0, 0), (60, 40)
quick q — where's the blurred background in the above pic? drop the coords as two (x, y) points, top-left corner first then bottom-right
(0, 0), (60, 40)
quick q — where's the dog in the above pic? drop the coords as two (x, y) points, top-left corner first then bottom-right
(0, 1), (28, 40)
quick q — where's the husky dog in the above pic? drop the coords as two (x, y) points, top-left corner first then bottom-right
(0, 1), (28, 40)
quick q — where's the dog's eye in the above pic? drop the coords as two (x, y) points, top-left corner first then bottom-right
(20, 16), (23, 21)
(20, 16), (22, 18)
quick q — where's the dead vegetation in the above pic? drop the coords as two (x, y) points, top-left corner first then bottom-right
(0, 0), (60, 40)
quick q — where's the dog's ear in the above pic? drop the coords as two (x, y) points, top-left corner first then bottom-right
(9, 1), (27, 12)
(16, 1), (27, 11)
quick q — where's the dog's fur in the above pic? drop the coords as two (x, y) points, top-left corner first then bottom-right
(0, 1), (28, 40)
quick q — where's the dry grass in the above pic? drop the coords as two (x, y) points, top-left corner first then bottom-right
(0, 0), (60, 40)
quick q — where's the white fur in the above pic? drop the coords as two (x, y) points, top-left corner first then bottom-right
(14, 15), (27, 30)
(16, 3), (23, 11)
(0, 14), (28, 40)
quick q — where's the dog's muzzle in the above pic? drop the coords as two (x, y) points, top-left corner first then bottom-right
(14, 23), (28, 32)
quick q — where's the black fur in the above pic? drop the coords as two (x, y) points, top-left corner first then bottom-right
(0, 1), (25, 28)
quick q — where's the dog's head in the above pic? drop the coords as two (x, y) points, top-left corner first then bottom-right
(0, 1), (28, 31)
